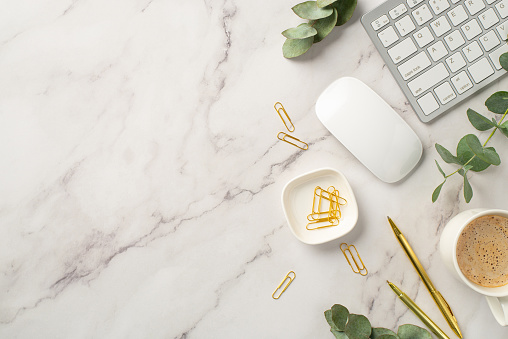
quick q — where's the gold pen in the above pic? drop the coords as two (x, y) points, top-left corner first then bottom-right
(388, 281), (450, 339)
(387, 217), (463, 338)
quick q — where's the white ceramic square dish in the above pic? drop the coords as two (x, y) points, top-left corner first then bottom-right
(281, 168), (358, 245)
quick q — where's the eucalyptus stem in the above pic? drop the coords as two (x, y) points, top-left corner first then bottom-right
(483, 107), (508, 145)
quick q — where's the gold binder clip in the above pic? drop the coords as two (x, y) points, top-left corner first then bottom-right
(272, 271), (296, 299)
(274, 102), (295, 132)
(340, 243), (368, 276)
(277, 132), (308, 150)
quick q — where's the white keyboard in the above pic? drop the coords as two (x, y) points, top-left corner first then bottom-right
(362, 0), (508, 122)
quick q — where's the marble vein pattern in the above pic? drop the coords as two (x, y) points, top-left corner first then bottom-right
(1, 0), (508, 338)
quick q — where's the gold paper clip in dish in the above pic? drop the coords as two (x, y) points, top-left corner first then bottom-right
(277, 132), (308, 150)
(340, 243), (368, 276)
(274, 102), (295, 132)
(272, 271), (296, 299)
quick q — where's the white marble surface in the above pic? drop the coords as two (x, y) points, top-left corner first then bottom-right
(1, 0), (508, 338)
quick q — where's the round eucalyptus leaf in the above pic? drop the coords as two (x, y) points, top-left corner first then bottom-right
(397, 324), (432, 339)
(311, 8), (338, 42)
(332, 0), (357, 26)
(465, 134), (500, 165)
(282, 23), (318, 39)
(282, 37), (314, 58)
(467, 108), (496, 131)
(500, 52), (508, 71)
(435, 143), (460, 165)
(345, 314), (371, 339)
(456, 135), (491, 172)
(485, 91), (508, 114)
(371, 327), (398, 339)
(331, 329), (348, 339)
(292, 1), (334, 20)
(499, 121), (508, 137)
(330, 304), (349, 331)
(317, 0), (338, 7)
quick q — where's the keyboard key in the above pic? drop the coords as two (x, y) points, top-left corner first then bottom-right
(378, 26), (399, 47)
(496, 21), (508, 40)
(448, 5), (468, 26)
(412, 4), (433, 25)
(480, 30), (500, 51)
(390, 4), (408, 19)
(451, 0), (461, 3)
(396, 15), (416, 36)
(489, 43), (508, 69)
(486, 0), (497, 4)
(372, 15), (390, 31)
(398, 51), (432, 80)
(468, 58), (495, 83)
(479, 8), (500, 29)
(463, 41), (483, 62)
(464, 0), (486, 16)
(434, 82), (457, 104)
(407, 0), (424, 8)
(388, 38), (418, 63)
(408, 63), (449, 96)
(428, 41), (448, 61)
(429, 0), (450, 15)
(418, 92), (439, 115)
(496, 0), (508, 19)
(414, 27), (435, 47)
(461, 19), (482, 40)
(446, 52), (466, 72)
(431, 16), (452, 37)
(451, 71), (473, 94)
(444, 30), (465, 50)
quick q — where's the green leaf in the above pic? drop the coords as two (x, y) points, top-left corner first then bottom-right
(432, 181), (445, 203)
(458, 164), (473, 177)
(377, 336), (399, 339)
(317, 0), (338, 7)
(435, 144), (460, 164)
(331, 0), (357, 26)
(435, 160), (446, 177)
(329, 304), (349, 331)
(331, 329), (348, 339)
(456, 135), (491, 172)
(397, 324), (432, 339)
(282, 23), (317, 39)
(345, 314), (371, 339)
(371, 327), (398, 339)
(499, 121), (508, 138)
(292, 1), (334, 20)
(467, 108), (496, 131)
(464, 173), (473, 203)
(485, 91), (508, 114)
(465, 134), (500, 165)
(311, 8), (338, 42)
(325, 310), (340, 331)
(500, 52), (508, 71)
(282, 37), (314, 58)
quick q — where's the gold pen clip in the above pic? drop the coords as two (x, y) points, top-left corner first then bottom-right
(272, 271), (296, 299)
(340, 243), (368, 276)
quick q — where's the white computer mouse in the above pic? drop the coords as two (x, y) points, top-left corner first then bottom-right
(315, 77), (422, 183)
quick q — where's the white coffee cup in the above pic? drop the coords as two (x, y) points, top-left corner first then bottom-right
(440, 209), (508, 326)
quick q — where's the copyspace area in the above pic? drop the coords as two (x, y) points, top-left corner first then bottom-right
(1, 0), (508, 338)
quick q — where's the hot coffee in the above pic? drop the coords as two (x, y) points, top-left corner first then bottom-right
(456, 215), (508, 288)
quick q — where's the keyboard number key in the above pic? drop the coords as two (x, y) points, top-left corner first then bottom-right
(446, 52), (467, 72)
(463, 41), (483, 62)
(429, 0), (450, 15)
(395, 15), (416, 36)
(407, 0), (425, 8)
(468, 58), (495, 83)
(389, 4), (408, 19)
(372, 15), (390, 31)
(414, 27), (435, 47)
(378, 26), (399, 47)
(428, 41), (448, 61)
(451, 71), (473, 94)
(444, 30), (465, 50)
(412, 4), (434, 25)
(417, 92), (440, 115)
(434, 82), (457, 104)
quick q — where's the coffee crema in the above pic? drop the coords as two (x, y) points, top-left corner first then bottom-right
(456, 215), (508, 288)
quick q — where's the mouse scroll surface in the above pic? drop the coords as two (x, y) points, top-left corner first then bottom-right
(315, 77), (422, 183)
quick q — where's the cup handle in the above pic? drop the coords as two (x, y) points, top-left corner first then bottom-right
(486, 296), (508, 326)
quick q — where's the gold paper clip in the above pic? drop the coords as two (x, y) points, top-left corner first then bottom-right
(274, 102), (295, 132)
(340, 243), (368, 276)
(277, 132), (308, 150)
(272, 271), (296, 299)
